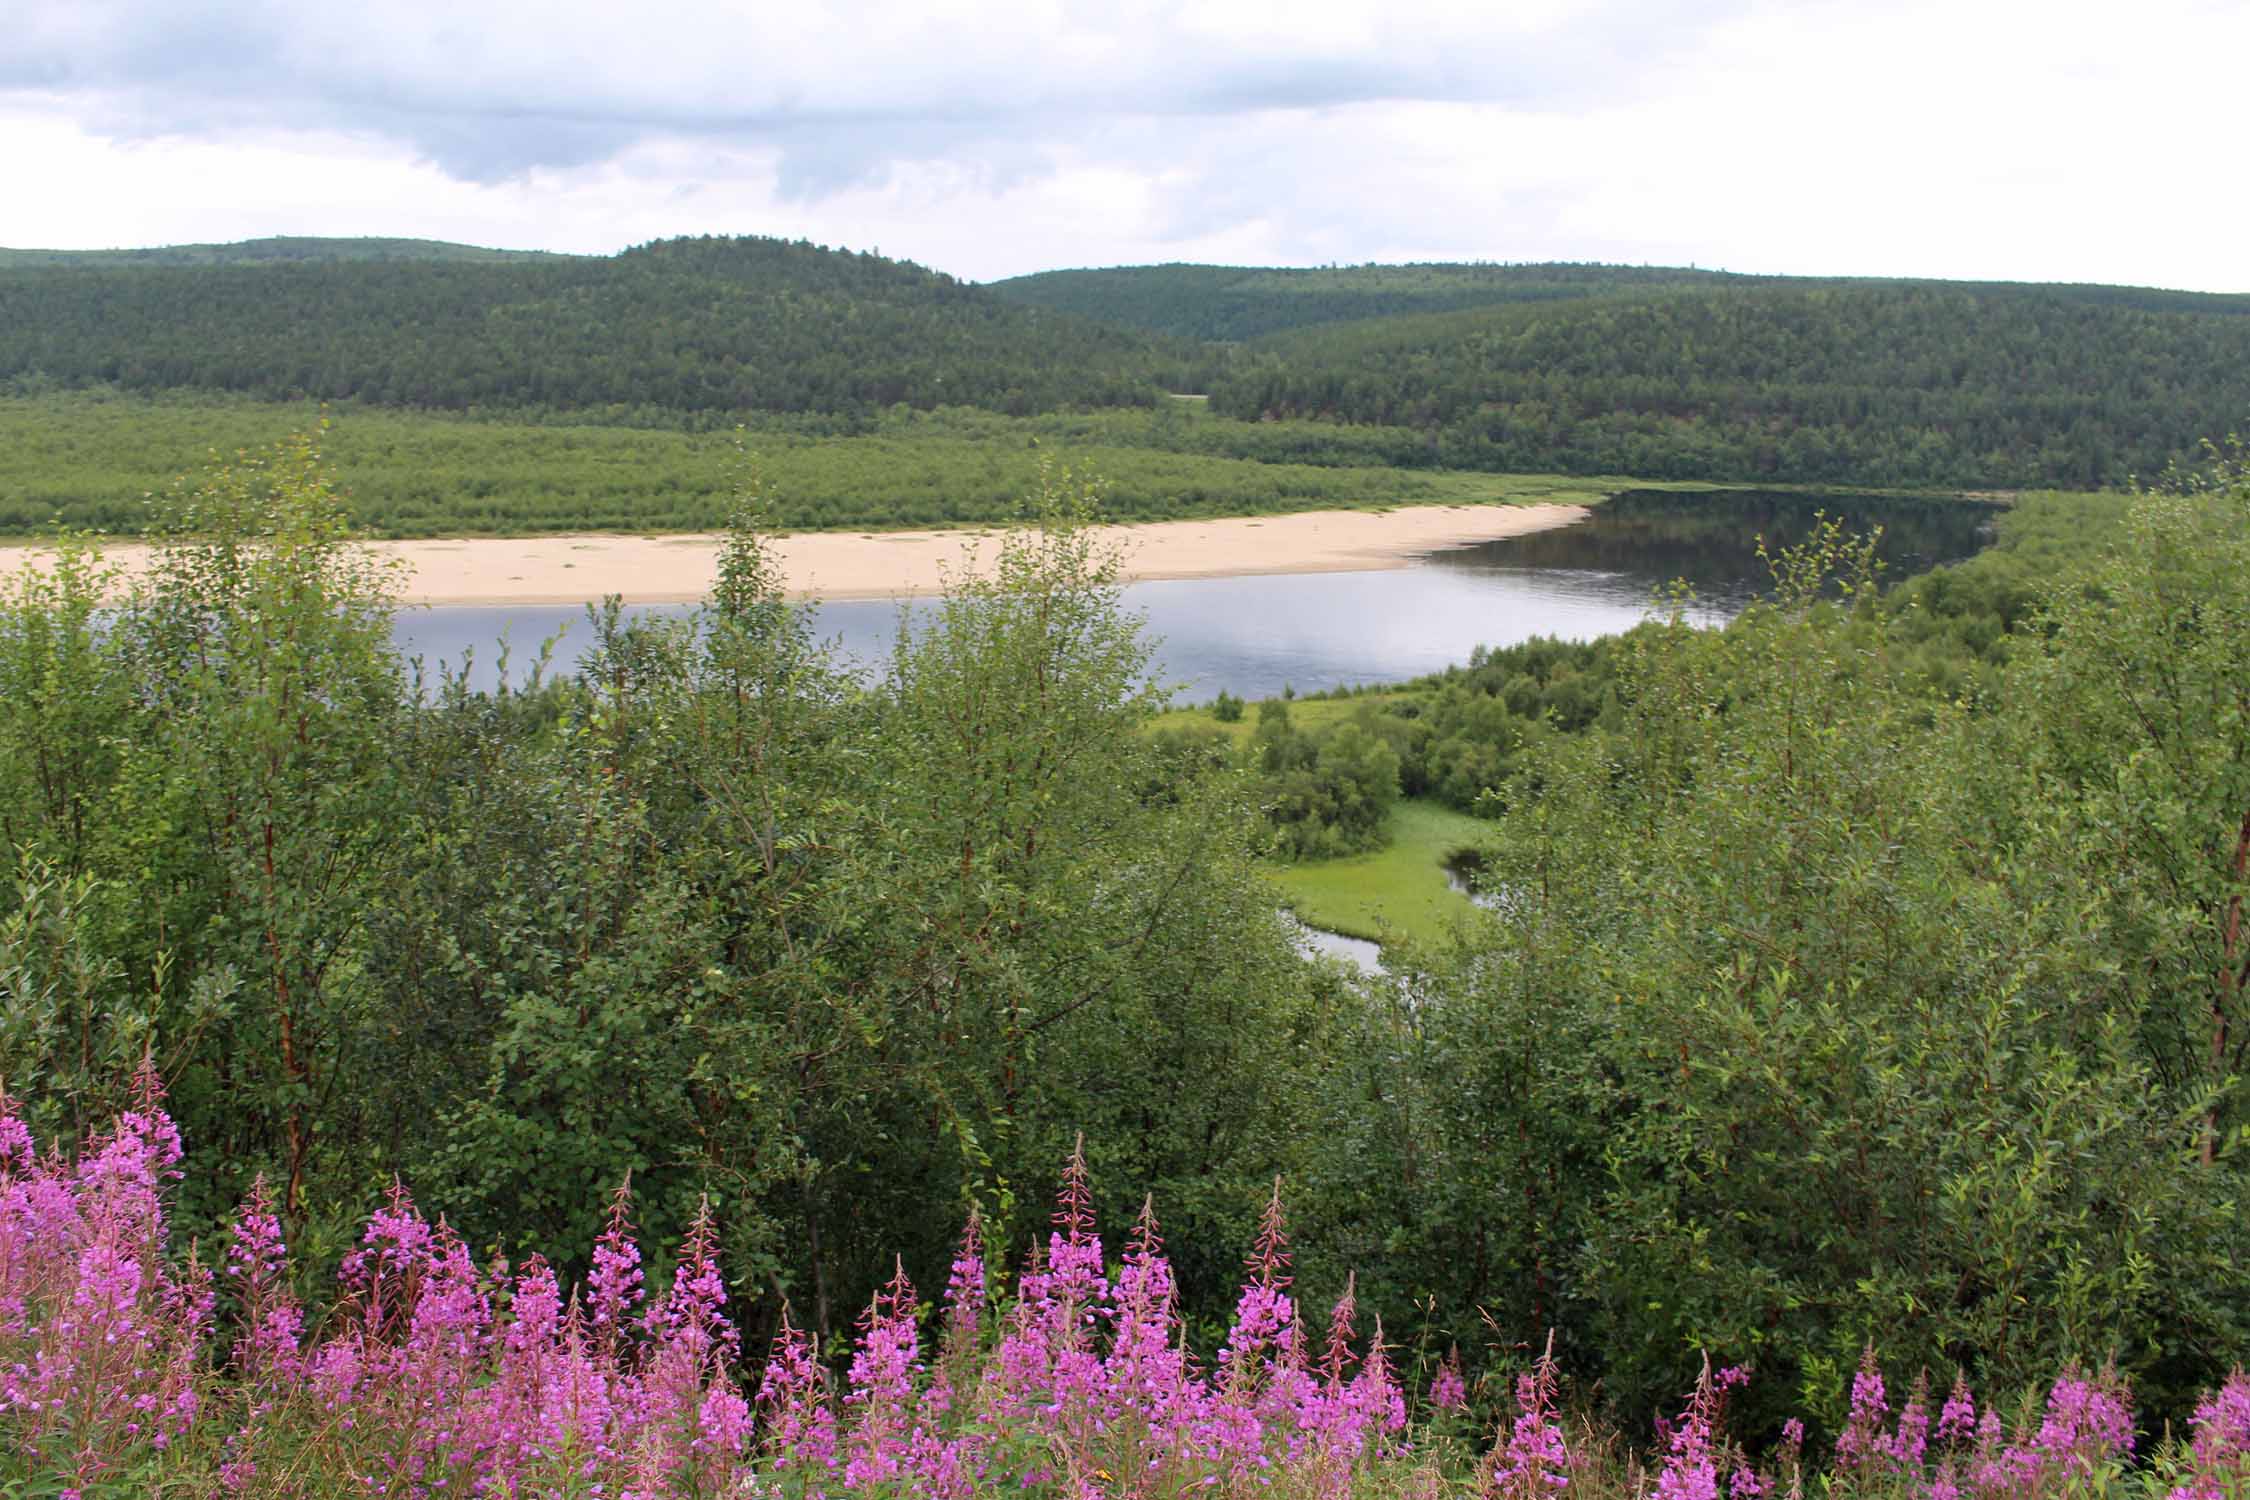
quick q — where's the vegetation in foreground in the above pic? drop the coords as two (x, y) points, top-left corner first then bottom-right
(6, 426), (2250, 1483)
(8, 1088), (2250, 1498)
(1155, 486), (2121, 954)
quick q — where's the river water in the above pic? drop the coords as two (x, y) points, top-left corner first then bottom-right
(393, 489), (1994, 702)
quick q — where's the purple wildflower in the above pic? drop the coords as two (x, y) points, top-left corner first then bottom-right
(588, 1177), (644, 1356)
(1937, 1371), (1977, 1447)
(758, 1302), (838, 1477)
(843, 1261), (921, 1489)
(1489, 1341), (1571, 1499)
(1833, 1346), (1888, 1475)
(1430, 1346), (1468, 1413)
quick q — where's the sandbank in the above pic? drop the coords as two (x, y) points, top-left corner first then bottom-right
(0, 503), (1590, 606)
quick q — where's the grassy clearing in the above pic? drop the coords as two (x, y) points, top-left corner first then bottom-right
(1147, 692), (1415, 747)
(1266, 798), (1493, 949)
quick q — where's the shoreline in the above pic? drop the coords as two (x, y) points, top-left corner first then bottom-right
(0, 503), (1592, 606)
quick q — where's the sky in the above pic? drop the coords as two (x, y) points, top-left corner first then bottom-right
(3, 0), (2245, 291)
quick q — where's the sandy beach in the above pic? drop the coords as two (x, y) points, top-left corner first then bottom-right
(0, 502), (1590, 606)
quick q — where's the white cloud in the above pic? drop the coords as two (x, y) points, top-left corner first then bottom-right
(1, 0), (2244, 290)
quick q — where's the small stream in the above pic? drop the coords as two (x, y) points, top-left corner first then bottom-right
(1281, 913), (1386, 975)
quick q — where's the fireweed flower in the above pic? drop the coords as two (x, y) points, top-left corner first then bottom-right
(337, 1177), (434, 1359)
(2030, 1365), (2134, 1480)
(1430, 1347), (1467, 1413)
(1887, 1372), (1930, 1475)
(589, 1177), (645, 1357)
(941, 1208), (987, 1362)
(1105, 1195), (1196, 1451)
(994, 1141), (1114, 1444)
(1937, 1372), (1977, 1447)
(17, 1101), (2250, 1500)
(757, 1302), (837, 1479)
(2171, 1369), (2250, 1500)
(1210, 1179), (1317, 1475)
(0, 1089), (209, 1484)
(1653, 1364), (1724, 1500)
(638, 1197), (743, 1480)
(842, 1261), (920, 1489)
(1302, 1272), (1362, 1455)
(1832, 1346), (1888, 1475)
(223, 1176), (303, 1385)
(1217, 1180), (1300, 1398)
(1347, 1319), (1407, 1454)
(1488, 1344), (1570, 1499)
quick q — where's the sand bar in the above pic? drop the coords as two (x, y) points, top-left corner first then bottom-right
(0, 502), (1590, 606)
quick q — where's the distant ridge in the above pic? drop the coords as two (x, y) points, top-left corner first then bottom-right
(5, 238), (2247, 490)
(0, 236), (567, 268)
(988, 260), (2250, 343)
(988, 261), (1733, 342)
(0, 234), (1187, 416)
(998, 260), (2250, 490)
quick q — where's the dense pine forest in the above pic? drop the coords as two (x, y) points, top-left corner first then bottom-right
(987, 261), (1732, 341)
(5, 421), (2250, 1492)
(0, 236), (1187, 418)
(1204, 280), (2250, 489)
(1000, 261), (2250, 489)
(0, 235), (564, 268)
(6, 239), (2250, 519)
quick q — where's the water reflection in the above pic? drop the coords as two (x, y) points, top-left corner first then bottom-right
(391, 490), (1995, 704)
(1280, 913), (1385, 976)
(388, 490), (1997, 969)
(1427, 488), (1996, 612)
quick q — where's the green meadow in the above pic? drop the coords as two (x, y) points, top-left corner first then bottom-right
(1266, 798), (1492, 949)
(0, 391), (1634, 539)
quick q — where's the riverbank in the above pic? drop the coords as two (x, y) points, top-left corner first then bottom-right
(0, 502), (1591, 605)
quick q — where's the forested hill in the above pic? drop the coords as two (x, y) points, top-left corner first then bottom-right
(0, 236), (564, 268)
(1202, 277), (2250, 489)
(986, 261), (1730, 341)
(0, 235), (1185, 418)
(13, 237), (2250, 488)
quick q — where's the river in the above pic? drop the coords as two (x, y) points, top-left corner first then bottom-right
(393, 489), (1993, 702)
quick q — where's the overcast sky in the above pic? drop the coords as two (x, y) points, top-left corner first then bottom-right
(3, 0), (2243, 290)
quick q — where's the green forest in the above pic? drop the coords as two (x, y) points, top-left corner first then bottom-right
(0, 236), (1190, 417)
(987, 260), (1732, 341)
(6, 239), (2250, 516)
(0, 235), (564, 268)
(6, 427), (2250, 1479)
(1198, 281), (2250, 490)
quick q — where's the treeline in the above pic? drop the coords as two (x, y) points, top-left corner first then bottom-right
(0, 235), (1190, 417)
(0, 234), (560, 268)
(988, 260), (1726, 341)
(5, 433), (2250, 1447)
(1209, 281), (2250, 489)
